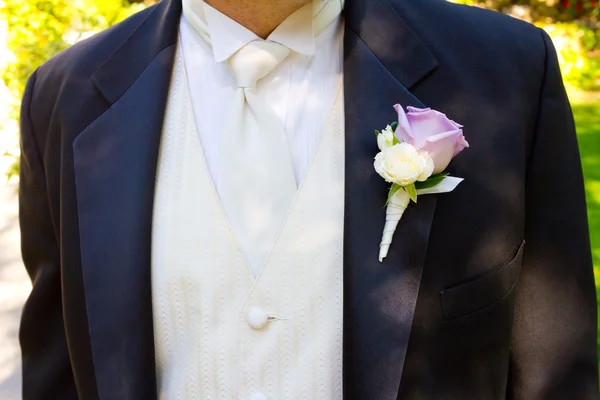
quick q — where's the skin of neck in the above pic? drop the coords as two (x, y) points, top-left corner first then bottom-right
(204, 0), (312, 39)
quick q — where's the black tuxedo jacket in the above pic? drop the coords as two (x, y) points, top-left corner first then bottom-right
(18, 0), (599, 398)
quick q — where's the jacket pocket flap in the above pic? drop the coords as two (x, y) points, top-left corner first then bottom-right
(441, 240), (526, 321)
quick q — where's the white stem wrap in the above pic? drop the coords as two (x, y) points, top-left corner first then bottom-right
(379, 189), (411, 262)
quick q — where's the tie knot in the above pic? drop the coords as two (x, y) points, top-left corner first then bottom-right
(228, 40), (290, 89)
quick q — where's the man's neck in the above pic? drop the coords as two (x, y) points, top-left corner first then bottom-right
(204, 0), (312, 39)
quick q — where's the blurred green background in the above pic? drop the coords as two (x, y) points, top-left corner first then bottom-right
(0, 0), (599, 373)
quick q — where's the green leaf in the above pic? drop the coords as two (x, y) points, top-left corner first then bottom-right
(375, 129), (381, 137)
(385, 183), (402, 206)
(392, 135), (401, 145)
(405, 183), (417, 203)
(390, 121), (399, 132)
(415, 173), (449, 190)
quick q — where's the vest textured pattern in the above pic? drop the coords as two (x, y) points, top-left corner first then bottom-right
(151, 46), (345, 400)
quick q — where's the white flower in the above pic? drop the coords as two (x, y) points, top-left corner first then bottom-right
(377, 125), (396, 151)
(374, 143), (434, 186)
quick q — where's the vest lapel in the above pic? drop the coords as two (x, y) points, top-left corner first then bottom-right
(72, 1), (181, 399)
(342, 1), (439, 398)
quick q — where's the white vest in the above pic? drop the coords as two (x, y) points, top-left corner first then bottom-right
(151, 47), (345, 400)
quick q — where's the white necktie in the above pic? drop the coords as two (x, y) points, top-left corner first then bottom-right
(181, 0), (344, 275)
(218, 40), (296, 275)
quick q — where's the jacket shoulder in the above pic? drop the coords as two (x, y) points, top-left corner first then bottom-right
(24, 4), (162, 152)
(395, 0), (548, 85)
(398, 0), (546, 63)
(34, 4), (158, 87)
(409, 0), (541, 37)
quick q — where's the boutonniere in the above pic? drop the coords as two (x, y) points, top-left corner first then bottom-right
(375, 105), (469, 262)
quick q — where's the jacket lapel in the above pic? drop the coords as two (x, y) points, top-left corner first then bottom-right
(72, 1), (181, 399)
(343, 0), (438, 398)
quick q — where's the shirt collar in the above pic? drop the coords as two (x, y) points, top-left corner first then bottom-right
(184, 0), (339, 63)
(201, 3), (259, 62)
(266, 3), (315, 56)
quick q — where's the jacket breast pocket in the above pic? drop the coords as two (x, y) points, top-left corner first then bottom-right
(440, 240), (526, 321)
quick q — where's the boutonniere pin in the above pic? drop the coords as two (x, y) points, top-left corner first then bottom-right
(375, 105), (469, 262)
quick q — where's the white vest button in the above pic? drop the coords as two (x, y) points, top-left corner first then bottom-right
(249, 393), (268, 400)
(247, 307), (269, 330)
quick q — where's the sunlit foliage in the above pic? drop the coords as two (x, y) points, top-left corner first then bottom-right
(0, 0), (154, 180)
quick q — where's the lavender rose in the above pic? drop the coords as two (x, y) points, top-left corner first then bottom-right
(393, 105), (469, 174)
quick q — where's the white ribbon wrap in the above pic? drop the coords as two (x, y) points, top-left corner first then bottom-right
(378, 176), (464, 262)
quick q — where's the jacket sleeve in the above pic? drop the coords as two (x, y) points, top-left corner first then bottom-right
(19, 70), (78, 399)
(507, 29), (599, 399)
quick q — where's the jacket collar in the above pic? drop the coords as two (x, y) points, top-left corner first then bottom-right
(345, 0), (438, 89)
(90, 0), (182, 105)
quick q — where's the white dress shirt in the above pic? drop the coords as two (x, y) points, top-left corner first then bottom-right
(179, 0), (343, 184)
